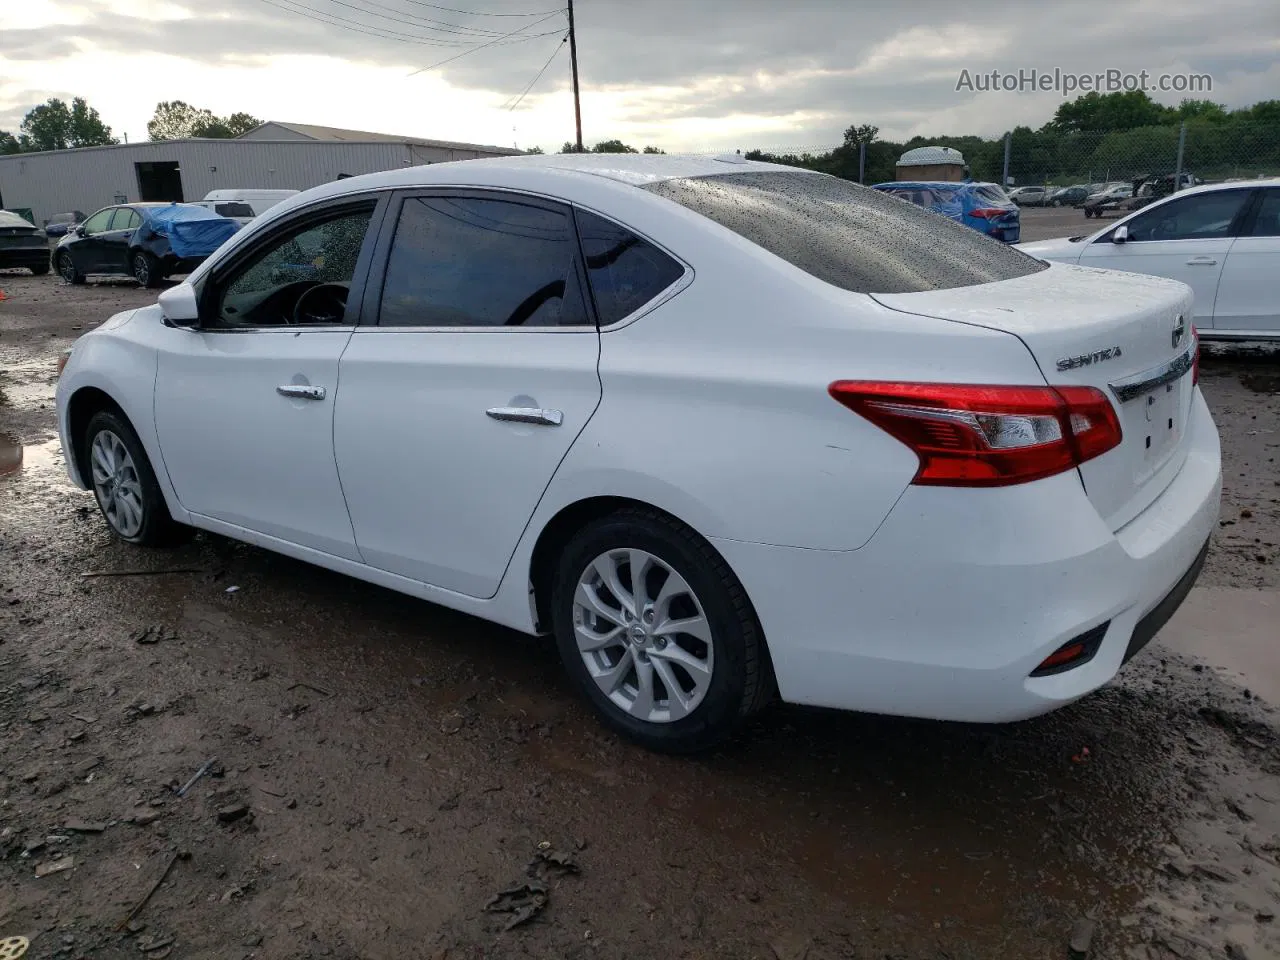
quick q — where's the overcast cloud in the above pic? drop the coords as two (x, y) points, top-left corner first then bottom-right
(1, 0), (1276, 152)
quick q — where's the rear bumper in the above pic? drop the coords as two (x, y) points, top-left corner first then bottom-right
(712, 389), (1222, 723)
(0, 248), (51, 268)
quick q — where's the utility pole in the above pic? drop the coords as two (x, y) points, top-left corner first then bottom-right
(566, 0), (583, 151)
(1001, 131), (1011, 187)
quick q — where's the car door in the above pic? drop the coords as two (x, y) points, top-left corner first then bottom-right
(69, 207), (116, 274)
(332, 190), (605, 599)
(1077, 188), (1253, 329)
(100, 207), (141, 275)
(1212, 188), (1280, 333)
(152, 194), (387, 560)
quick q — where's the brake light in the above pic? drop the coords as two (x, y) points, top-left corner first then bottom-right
(828, 381), (1123, 487)
(968, 208), (1008, 219)
(1191, 324), (1200, 386)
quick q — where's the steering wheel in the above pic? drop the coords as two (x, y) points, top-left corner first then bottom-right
(292, 282), (350, 325)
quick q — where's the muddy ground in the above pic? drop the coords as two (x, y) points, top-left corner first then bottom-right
(1, 268), (1279, 960)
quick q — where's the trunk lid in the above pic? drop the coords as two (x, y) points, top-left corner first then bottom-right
(872, 261), (1196, 531)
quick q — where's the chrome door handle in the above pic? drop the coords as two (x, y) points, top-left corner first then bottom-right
(276, 384), (326, 401)
(486, 406), (563, 427)
(1185, 257), (1218, 265)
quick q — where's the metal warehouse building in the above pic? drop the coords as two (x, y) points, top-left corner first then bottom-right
(0, 121), (522, 227)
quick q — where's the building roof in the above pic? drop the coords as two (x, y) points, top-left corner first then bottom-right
(238, 121), (522, 154)
(897, 145), (966, 166)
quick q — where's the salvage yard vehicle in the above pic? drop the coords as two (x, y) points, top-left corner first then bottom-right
(201, 188), (299, 217)
(56, 154), (1221, 752)
(43, 210), (86, 238)
(54, 202), (241, 288)
(0, 209), (51, 274)
(1019, 179), (1280, 339)
(871, 180), (1021, 241)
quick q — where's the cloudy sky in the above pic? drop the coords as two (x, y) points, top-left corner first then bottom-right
(2, 0), (1276, 152)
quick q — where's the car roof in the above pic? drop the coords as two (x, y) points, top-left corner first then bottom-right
(871, 181), (969, 189)
(264, 153), (817, 213)
(1153, 177), (1280, 198)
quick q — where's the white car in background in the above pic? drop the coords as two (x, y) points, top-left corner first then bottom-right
(1019, 179), (1280, 339)
(55, 155), (1220, 752)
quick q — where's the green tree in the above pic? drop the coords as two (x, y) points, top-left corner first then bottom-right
(148, 101), (260, 141)
(642, 145), (665, 154)
(1049, 91), (1173, 132)
(0, 130), (20, 155)
(591, 139), (637, 153)
(843, 123), (879, 146)
(19, 97), (116, 151)
(559, 141), (587, 153)
(525, 145), (545, 154)
(1172, 99), (1229, 123)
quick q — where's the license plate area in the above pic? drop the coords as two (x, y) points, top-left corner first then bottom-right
(1126, 379), (1182, 482)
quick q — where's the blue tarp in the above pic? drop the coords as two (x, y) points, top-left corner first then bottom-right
(139, 204), (240, 258)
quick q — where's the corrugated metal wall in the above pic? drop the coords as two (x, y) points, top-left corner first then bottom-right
(0, 139), (511, 226)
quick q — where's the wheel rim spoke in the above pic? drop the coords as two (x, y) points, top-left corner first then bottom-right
(653, 614), (712, 644)
(572, 546), (715, 725)
(90, 430), (145, 537)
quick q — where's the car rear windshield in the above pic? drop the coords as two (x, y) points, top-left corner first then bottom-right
(974, 185), (1012, 204)
(214, 202), (255, 218)
(644, 172), (1045, 294)
(0, 211), (35, 229)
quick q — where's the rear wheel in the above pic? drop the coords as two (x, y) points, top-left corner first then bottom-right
(84, 410), (188, 546)
(57, 251), (84, 284)
(132, 251), (160, 288)
(551, 507), (772, 753)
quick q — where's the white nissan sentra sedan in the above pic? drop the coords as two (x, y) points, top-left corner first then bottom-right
(55, 154), (1221, 752)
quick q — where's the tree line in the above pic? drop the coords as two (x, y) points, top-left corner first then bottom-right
(745, 92), (1280, 186)
(1, 99), (261, 154)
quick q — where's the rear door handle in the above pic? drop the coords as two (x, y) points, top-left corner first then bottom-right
(1185, 257), (1218, 265)
(277, 384), (326, 401)
(486, 406), (563, 427)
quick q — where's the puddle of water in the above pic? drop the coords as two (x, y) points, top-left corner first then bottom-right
(1159, 587), (1280, 704)
(0, 435), (62, 478)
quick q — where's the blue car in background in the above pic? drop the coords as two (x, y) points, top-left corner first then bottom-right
(870, 181), (1021, 243)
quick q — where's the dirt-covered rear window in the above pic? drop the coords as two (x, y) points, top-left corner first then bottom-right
(643, 171), (1047, 294)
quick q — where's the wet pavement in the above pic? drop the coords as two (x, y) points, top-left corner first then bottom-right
(1, 269), (1279, 959)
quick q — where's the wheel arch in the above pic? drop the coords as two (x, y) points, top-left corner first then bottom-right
(525, 494), (774, 691)
(66, 385), (128, 486)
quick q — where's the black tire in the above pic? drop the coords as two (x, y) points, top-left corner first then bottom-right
(550, 506), (773, 754)
(57, 251), (85, 284)
(132, 251), (160, 288)
(83, 410), (189, 546)
(30, 261), (50, 276)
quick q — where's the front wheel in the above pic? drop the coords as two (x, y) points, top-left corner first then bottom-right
(84, 410), (188, 546)
(551, 507), (772, 753)
(57, 251), (85, 284)
(132, 251), (160, 288)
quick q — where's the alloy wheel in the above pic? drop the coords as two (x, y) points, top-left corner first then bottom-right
(572, 548), (714, 723)
(58, 254), (76, 283)
(133, 254), (150, 286)
(90, 429), (145, 538)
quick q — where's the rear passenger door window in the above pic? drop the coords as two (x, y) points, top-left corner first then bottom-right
(574, 209), (685, 326)
(378, 194), (590, 328)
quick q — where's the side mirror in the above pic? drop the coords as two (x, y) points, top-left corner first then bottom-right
(74, 224), (86, 237)
(158, 283), (201, 328)
(1112, 225), (1130, 244)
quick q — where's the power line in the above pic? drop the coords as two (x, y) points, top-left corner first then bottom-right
(318, 0), (516, 37)
(407, 10), (562, 74)
(503, 33), (568, 111)
(395, 0), (563, 15)
(257, 0), (559, 46)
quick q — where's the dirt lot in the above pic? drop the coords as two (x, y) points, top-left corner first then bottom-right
(1, 269), (1279, 960)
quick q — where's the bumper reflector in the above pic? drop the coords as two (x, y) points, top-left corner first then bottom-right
(1030, 622), (1110, 677)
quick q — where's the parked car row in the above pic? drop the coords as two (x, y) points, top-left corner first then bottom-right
(56, 154), (1222, 753)
(0, 189), (300, 284)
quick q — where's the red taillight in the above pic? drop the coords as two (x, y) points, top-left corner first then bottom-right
(968, 207), (1008, 219)
(1191, 324), (1200, 386)
(828, 381), (1123, 487)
